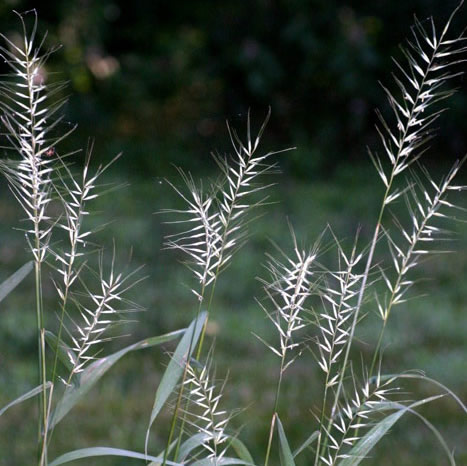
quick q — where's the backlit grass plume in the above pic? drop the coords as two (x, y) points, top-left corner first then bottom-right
(162, 110), (288, 307)
(183, 361), (230, 464)
(0, 11), (142, 464)
(0, 12), (70, 461)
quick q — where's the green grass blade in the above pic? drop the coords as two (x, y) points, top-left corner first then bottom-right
(293, 430), (319, 458)
(154, 439), (178, 464)
(0, 381), (52, 417)
(378, 373), (467, 413)
(339, 410), (405, 466)
(276, 415), (296, 466)
(340, 395), (446, 465)
(49, 446), (182, 465)
(229, 436), (255, 464)
(50, 329), (185, 429)
(177, 432), (209, 461)
(0, 261), (33, 303)
(145, 311), (207, 446)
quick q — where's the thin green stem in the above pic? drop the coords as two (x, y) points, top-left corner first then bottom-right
(26, 52), (48, 463)
(319, 178), (389, 461)
(34, 245), (48, 465)
(195, 277), (217, 361)
(162, 356), (192, 466)
(364, 11), (458, 381)
(318, 29), (444, 458)
(163, 283), (206, 465)
(369, 320), (387, 377)
(369, 178), (443, 377)
(171, 255), (224, 460)
(171, 151), (255, 460)
(264, 353), (286, 466)
(51, 288), (69, 387)
(314, 264), (353, 465)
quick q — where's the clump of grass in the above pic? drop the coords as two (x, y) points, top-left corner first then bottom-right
(0, 5), (466, 466)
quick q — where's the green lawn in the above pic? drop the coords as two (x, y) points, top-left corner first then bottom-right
(0, 162), (465, 465)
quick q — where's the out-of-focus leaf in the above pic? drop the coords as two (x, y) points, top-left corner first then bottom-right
(379, 372), (466, 413)
(340, 395), (446, 465)
(145, 312), (207, 452)
(177, 432), (209, 461)
(0, 382), (52, 417)
(0, 261), (33, 303)
(293, 430), (319, 458)
(276, 415), (296, 466)
(49, 446), (182, 465)
(229, 436), (255, 464)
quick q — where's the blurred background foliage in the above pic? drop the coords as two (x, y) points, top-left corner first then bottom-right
(0, 0), (466, 177)
(0, 0), (466, 465)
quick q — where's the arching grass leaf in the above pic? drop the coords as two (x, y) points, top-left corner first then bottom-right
(49, 446), (182, 465)
(145, 311), (207, 451)
(0, 382), (52, 417)
(177, 432), (209, 461)
(50, 328), (185, 429)
(293, 430), (319, 458)
(0, 261), (33, 304)
(229, 436), (255, 464)
(276, 415), (296, 466)
(340, 395), (445, 465)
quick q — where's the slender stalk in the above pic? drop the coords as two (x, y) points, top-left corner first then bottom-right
(369, 166), (456, 377)
(163, 288), (206, 465)
(263, 242), (314, 465)
(50, 271), (73, 393)
(170, 125), (276, 460)
(162, 355), (190, 466)
(35, 259), (48, 464)
(172, 280), (217, 461)
(31, 157), (48, 462)
(39, 382), (54, 466)
(25, 47), (49, 463)
(195, 274), (218, 361)
(369, 320), (387, 378)
(167, 296), (209, 466)
(264, 352), (286, 466)
(314, 260), (354, 464)
(318, 167), (390, 461)
(161, 325), (198, 465)
(318, 13), (454, 456)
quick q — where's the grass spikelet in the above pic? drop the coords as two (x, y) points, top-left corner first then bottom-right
(183, 360), (230, 464)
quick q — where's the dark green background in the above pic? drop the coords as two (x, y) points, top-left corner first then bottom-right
(0, 0), (466, 177)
